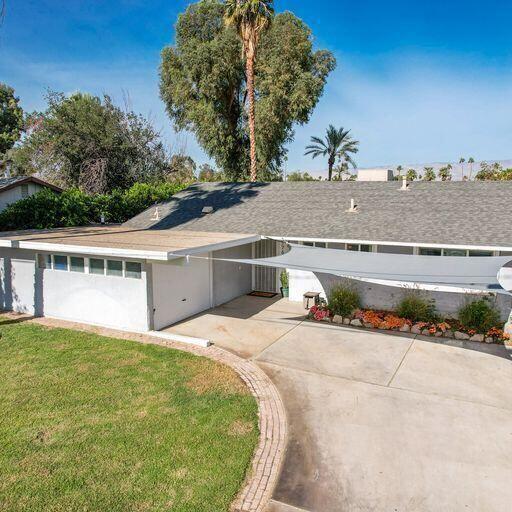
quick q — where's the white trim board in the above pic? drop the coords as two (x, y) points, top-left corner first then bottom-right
(265, 236), (512, 252)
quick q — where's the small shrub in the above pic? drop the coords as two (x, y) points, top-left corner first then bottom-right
(280, 271), (289, 288)
(457, 297), (501, 333)
(327, 285), (361, 317)
(396, 292), (438, 323)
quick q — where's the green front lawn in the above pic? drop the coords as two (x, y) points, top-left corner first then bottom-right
(0, 316), (258, 512)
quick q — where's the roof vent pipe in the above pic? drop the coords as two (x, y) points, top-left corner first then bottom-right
(400, 176), (409, 191)
(151, 207), (161, 221)
(346, 198), (358, 213)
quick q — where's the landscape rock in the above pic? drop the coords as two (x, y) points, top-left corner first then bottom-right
(470, 334), (485, 343)
(399, 324), (411, 333)
(421, 329), (431, 336)
(443, 330), (454, 338)
(454, 331), (470, 340)
(434, 331), (443, 337)
(350, 319), (362, 327)
(364, 322), (374, 329)
(343, 317), (351, 325)
(333, 315), (343, 324)
(411, 325), (422, 335)
(485, 336), (494, 344)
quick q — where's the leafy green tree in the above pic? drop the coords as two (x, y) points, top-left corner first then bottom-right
(9, 92), (170, 193)
(406, 168), (418, 181)
(160, 1), (335, 181)
(438, 164), (452, 181)
(198, 163), (224, 181)
(422, 167), (436, 181)
(474, 161), (512, 181)
(287, 171), (317, 181)
(305, 125), (359, 181)
(0, 83), (23, 158)
(224, 0), (274, 182)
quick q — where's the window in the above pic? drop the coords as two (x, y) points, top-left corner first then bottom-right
(347, 243), (371, 252)
(70, 257), (85, 273)
(37, 254), (50, 269)
(89, 258), (105, 275)
(328, 243), (346, 250)
(302, 241), (314, 247)
(315, 242), (326, 248)
(443, 249), (467, 257)
(53, 255), (68, 271)
(107, 260), (123, 277)
(377, 245), (414, 255)
(125, 262), (142, 279)
(419, 247), (442, 256)
(468, 250), (493, 257)
(21, 184), (29, 198)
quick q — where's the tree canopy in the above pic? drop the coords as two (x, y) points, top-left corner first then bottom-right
(160, 0), (335, 181)
(0, 83), (23, 158)
(9, 92), (174, 193)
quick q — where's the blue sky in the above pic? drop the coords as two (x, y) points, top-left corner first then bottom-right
(2, 0), (512, 175)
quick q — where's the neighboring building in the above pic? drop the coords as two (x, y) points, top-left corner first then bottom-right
(357, 168), (394, 181)
(0, 176), (62, 211)
(0, 181), (511, 333)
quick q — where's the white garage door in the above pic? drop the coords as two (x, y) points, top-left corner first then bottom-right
(152, 256), (211, 330)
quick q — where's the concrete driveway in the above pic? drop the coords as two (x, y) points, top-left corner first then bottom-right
(165, 296), (512, 512)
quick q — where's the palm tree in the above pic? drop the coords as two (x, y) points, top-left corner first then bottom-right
(396, 165), (403, 179)
(468, 157), (475, 180)
(459, 157), (466, 180)
(423, 167), (436, 181)
(305, 125), (359, 181)
(438, 164), (452, 181)
(224, 0), (274, 182)
(406, 168), (417, 181)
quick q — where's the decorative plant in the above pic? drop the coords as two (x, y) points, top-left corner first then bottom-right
(327, 284), (361, 317)
(280, 270), (289, 288)
(396, 291), (438, 323)
(457, 297), (501, 333)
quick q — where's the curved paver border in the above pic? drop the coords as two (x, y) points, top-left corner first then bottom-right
(27, 316), (287, 512)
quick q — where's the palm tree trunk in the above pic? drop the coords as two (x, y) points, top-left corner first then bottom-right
(328, 158), (334, 181)
(246, 53), (257, 182)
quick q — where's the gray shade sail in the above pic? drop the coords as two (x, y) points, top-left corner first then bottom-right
(206, 244), (512, 294)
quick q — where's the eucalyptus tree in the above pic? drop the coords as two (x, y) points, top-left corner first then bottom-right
(160, 1), (335, 181)
(305, 125), (359, 181)
(224, 0), (274, 181)
(0, 83), (23, 158)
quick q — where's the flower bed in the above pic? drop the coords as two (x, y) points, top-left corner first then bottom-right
(307, 306), (509, 345)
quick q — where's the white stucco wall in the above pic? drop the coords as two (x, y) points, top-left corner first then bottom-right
(289, 269), (512, 320)
(0, 248), (36, 314)
(151, 253), (211, 330)
(212, 245), (252, 307)
(40, 261), (149, 331)
(0, 183), (44, 211)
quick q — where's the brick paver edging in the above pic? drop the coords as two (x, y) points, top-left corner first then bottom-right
(28, 317), (287, 512)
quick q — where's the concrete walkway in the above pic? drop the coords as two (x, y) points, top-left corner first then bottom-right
(166, 297), (512, 512)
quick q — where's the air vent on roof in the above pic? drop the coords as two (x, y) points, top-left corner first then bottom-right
(399, 176), (409, 191)
(202, 206), (214, 214)
(346, 198), (358, 213)
(150, 207), (161, 221)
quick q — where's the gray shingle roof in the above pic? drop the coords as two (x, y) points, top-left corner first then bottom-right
(125, 181), (512, 248)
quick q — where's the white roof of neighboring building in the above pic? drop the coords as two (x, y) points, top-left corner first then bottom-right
(0, 226), (259, 261)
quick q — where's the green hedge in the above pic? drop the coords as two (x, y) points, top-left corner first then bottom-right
(0, 182), (188, 231)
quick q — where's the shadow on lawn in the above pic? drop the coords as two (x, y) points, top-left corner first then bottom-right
(0, 314), (35, 326)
